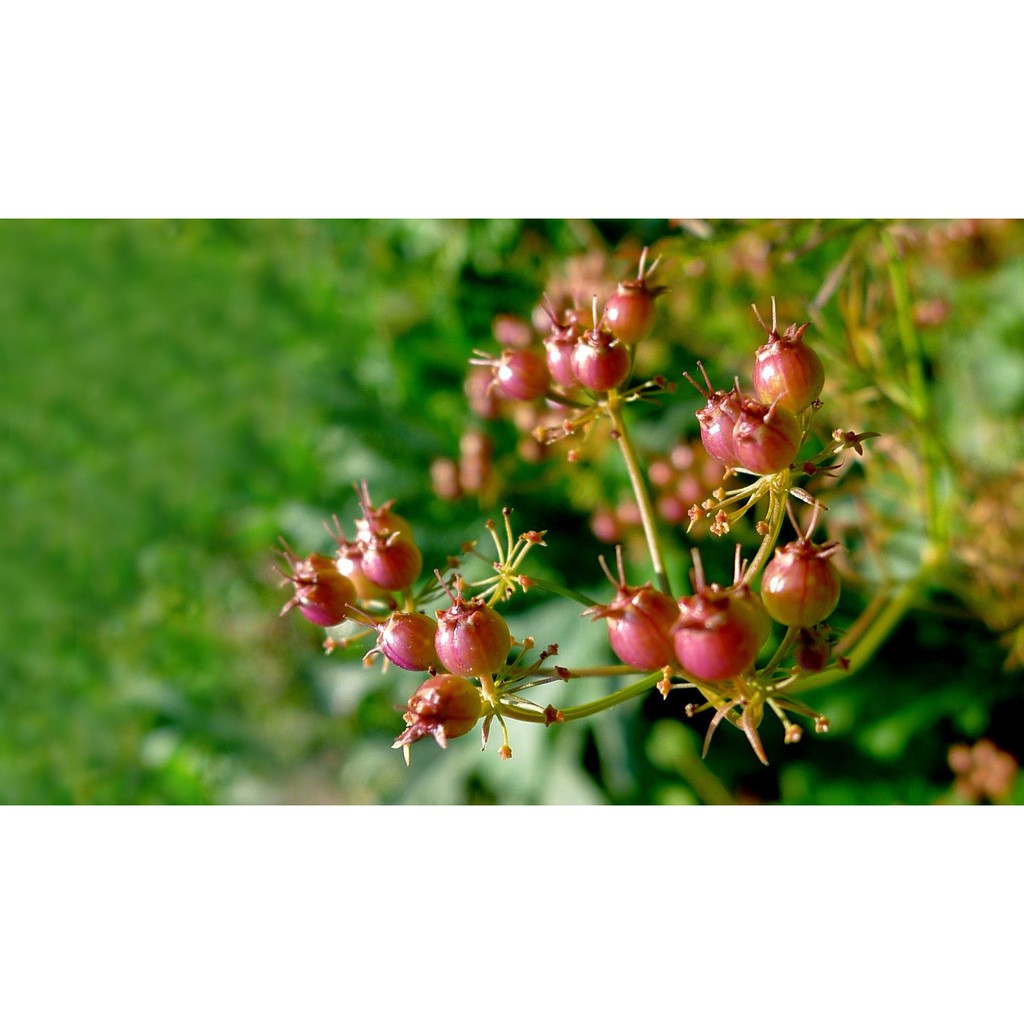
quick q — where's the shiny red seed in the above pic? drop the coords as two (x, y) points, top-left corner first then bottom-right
(494, 348), (550, 401)
(571, 328), (630, 391)
(278, 550), (356, 628)
(602, 246), (664, 346)
(375, 611), (442, 672)
(731, 396), (801, 475)
(752, 322), (825, 413)
(392, 674), (483, 751)
(674, 591), (766, 682)
(361, 534), (423, 592)
(672, 550), (767, 683)
(603, 288), (656, 346)
(435, 591), (511, 677)
(761, 539), (841, 627)
(335, 543), (389, 602)
(544, 332), (580, 389)
(584, 550), (676, 671)
(684, 364), (742, 467)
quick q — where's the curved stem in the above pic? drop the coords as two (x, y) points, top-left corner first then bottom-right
(604, 392), (671, 594)
(742, 471), (790, 587)
(558, 676), (661, 721)
(498, 672), (663, 725)
(549, 664), (648, 679)
(524, 576), (600, 608)
(542, 389), (590, 410)
(759, 625), (801, 677)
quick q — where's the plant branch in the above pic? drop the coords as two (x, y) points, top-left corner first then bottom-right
(604, 391), (671, 594)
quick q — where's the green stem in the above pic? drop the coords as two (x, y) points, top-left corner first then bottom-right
(605, 391), (671, 594)
(541, 389), (589, 410)
(882, 229), (950, 545)
(498, 672), (662, 725)
(759, 625), (801, 677)
(882, 231), (929, 421)
(524, 576), (600, 608)
(742, 471), (789, 586)
(558, 676), (661, 721)
(550, 664), (647, 679)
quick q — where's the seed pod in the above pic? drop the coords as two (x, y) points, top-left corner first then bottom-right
(603, 288), (656, 347)
(473, 347), (551, 402)
(761, 538), (842, 627)
(795, 626), (832, 672)
(751, 300), (824, 413)
(361, 531), (423, 592)
(571, 324), (631, 391)
(435, 579), (511, 677)
(392, 674), (483, 751)
(684, 363), (743, 467)
(540, 311), (581, 387)
(354, 481), (415, 544)
(602, 246), (666, 346)
(731, 395), (801, 475)
(278, 547), (356, 628)
(672, 550), (767, 683)
(372, 611), (443, 672)
(335, 541), (389, 602)
(583, 548), (677, 670)
(540, 301), (587, 390)
(569, 297), (631, 391)
(544, 330), (579, 389)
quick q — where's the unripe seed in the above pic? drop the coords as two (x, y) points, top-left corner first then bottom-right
(374, 611), (443, 672)
(752, 321), (825, 413)
(732, 582), (773, 648)
(361, 533), (423, 592)
(584, 549), (677, 670)
(392, 674), (483, 752)
(335, 542), (389, 601)
(761, 538), (841, 627)
(672, 549), (767, 683)
(278, 548), (356, 628)
(571, 326), (630, 391)
(544, 332), (579, 389)
(540, 301), (588, 390)
(435, 584), (511, 677)
(602, 246), (665, 346)
(354, 481), (415, 544)
(795, 626), (831, 672)
(674, 590), (766, 682)
(494, 348), (551, 402)
(603, 288), (656, 346)
(731, 396), (801, 475)
(684, 363), (742, 467)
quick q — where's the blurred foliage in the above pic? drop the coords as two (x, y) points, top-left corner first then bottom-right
(2, 218), (1022, 804)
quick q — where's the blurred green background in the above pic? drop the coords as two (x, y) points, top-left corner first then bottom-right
(3, 218), (1022, 804)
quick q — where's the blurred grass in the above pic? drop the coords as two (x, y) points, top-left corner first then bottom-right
(0, 219), (601, 802)
(2, 219), (1022, 804)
